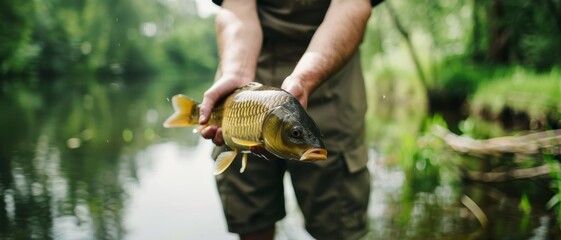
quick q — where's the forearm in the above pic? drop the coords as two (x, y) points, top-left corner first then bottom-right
(282, 0), (371, 106)
(200, 0), (262, 126)
(215, 0), (262, 83)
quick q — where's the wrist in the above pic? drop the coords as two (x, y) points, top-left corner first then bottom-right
(217, 71), (254, 86)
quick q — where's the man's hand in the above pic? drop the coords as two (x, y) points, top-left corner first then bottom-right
(281, 75), (309, 109)
(199, 75), (252, 146)
(199, 0), (262, 146)
(198, 79), (237, 146)
(281, 0), (371, 104)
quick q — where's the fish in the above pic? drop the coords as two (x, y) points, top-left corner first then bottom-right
(163, 82), (327, 175)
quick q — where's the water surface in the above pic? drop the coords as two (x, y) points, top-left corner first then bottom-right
(0, 77), (558, 239)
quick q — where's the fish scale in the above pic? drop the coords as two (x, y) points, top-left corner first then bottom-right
(222, 90), (291, 146)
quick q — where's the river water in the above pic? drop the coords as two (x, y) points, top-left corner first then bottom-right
(0, 77), (558, 239)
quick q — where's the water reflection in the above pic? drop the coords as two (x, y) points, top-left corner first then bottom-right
(366, 162), (557, 239)
(0, 76), (213, 239)
(124, 141), (235, 240)
(0, 76), (559, 239)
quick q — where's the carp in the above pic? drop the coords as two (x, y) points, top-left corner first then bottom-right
(163, 82), (327, 175)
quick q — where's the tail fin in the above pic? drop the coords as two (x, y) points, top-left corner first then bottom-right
(163, 94), (200, 128)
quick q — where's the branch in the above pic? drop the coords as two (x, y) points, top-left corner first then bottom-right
(385, 2), (428, 88)
(460, 164), (557, 182)
(432, 125), (561, 157)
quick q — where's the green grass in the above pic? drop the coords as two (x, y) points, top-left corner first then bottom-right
(470, 68), (561, 117)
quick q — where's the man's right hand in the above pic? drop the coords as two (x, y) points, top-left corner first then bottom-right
(198, 76), (252, 146)
(201, 0), (262, 146)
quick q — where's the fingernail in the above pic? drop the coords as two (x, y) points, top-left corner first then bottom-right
(198, 109), (206, 123)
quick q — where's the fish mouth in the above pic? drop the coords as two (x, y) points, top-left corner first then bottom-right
(300, 148), (328, 161)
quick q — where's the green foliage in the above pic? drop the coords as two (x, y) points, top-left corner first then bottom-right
(1, 0), (217, 79)
(546, 155), (561, 228)
(362, 1), (561, 234)
(158, 18), (218, 78)
(363, 0), (561, 94)
(519, 193), (532, 222)
(473, 0), (561, 68)
(458, 68), (561, 137)
(0, 0), (36, 74)
(519, 196), (533, 219)
(470, 68), (561, 113)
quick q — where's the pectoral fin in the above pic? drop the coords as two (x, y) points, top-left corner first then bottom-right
(231, 137), (262, 147)
(240, 153), (248, 173)
(214, 150), (238, 175)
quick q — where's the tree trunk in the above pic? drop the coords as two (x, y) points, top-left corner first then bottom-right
(385, 2), (428, 89)
(488, 0), (509, 64)
(470, 0), (486, 62)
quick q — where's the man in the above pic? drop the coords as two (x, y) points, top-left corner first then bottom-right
(198, 0), (382, 239)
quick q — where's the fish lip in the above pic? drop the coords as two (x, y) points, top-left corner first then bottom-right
(300, 148), (328, 161)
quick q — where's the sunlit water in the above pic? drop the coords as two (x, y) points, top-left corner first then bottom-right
(1, 78), (559, 239)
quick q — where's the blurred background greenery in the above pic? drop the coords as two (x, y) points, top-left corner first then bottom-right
(1, 0), (561, 239)
(1, 0), (217, 78)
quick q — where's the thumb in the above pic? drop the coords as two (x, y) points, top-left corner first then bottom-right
(199, 91), (218, 124)
(199, 80), (239, 124)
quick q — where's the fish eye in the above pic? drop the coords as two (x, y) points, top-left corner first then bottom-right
(291, 126), (304, 138)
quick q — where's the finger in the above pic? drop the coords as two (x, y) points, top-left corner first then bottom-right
(200, 125), (218, 139)
(199, 82), (238, 124)
(213, 128), (224, 146)
(199, 90), (219, 124)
